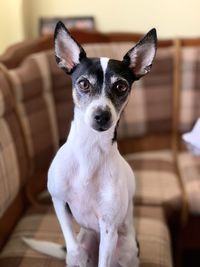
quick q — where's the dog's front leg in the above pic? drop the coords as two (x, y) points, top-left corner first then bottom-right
(98, 220), (118, 267)
(52, 197), (89, 267)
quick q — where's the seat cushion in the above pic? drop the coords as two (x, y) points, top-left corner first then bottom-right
(126, 150), (182, 214)
(178, 152), (200, 214)
(0, 206), (173, 267)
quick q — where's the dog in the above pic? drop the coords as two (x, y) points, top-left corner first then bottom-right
(24, 21), (157, 267)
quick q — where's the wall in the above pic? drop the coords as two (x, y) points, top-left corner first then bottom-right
(1, 0), (200, 52)
(0, 0), (24, 53)
(23, 0), (200, 39)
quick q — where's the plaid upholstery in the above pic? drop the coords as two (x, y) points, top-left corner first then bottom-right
(178, 152), (200, 214)
(45, 43), (174, 143)
(46, 50), (73, 144)
(126, 150), (182, 212)
(179, 47), (200, 133)
(0, 206), (173, 267)
(8, 53), (59, 172)
(119, 46), (174, 138)
(0, 71), (28, 218)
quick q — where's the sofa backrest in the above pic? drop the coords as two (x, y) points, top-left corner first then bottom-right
(6, 53), (59, 173)
(178, 39), (200, 134)
(0, 31), (177, 153)
(0, 69), (29, 248)
(0, 30), (149, 69)
(45, 50), (73, 144)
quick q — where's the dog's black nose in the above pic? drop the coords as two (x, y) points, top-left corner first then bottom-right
(94, 110), (111, 124)
(93, 108), (112, 131)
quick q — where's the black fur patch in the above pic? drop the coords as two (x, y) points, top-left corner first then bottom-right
(66, 202), (72, 215)
(105, 60), (135, 112)
(136, 237), (140, 258)
(72, 58), (104, 91)
(112, 119), (120, 143)
(62, 246), (66, 252)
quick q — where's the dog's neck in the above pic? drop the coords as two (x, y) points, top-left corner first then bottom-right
(68, 107), (118, 155)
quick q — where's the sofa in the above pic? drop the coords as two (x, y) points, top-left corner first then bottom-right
(0, 30), (199, 267)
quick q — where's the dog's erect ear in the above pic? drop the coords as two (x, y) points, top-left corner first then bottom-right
(123, 28), (157, 79)
(54, 21), (86, 74)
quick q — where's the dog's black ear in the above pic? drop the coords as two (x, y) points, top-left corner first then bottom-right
(123, 28), (157, 79)
(54, 21), (86, 74)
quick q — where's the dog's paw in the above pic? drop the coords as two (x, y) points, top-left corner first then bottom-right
(66, 246), (91, 267)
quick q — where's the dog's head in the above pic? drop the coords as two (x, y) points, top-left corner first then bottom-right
(54, 21), (157, 132)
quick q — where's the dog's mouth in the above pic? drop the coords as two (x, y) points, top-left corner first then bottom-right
(91, 124), (111, 132)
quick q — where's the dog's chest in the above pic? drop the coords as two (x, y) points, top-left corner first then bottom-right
(48, 129), (131, 231)
(67, 183), (100, 231)
(64, 154), (128, 232)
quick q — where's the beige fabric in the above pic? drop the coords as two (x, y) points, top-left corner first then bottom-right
(0, 118), (20, 218)
(0, 70), (14, 116)
(46, 50), (73, 143)
(0, 206), (173, 267)
(126, 150), (182, 210)
(178, 151), (200, 214)
(32, 53), (59, 150)
(179, 47), (200, 133)
(83, 42), (134, 59)
(8, 52), (59, 171)
(0, 71), (28, 218)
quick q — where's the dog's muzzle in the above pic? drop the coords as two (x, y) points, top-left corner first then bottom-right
(92, 107), (112, 132)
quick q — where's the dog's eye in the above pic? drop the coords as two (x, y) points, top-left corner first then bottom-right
(113, 81), (128, 94)
(78, 79), (90, 92)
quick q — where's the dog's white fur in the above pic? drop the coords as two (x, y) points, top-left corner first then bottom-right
(23, 23), (157, 267)
(47, 60), (139, 267)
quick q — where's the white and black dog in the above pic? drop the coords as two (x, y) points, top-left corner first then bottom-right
(24, 21), (157, 267)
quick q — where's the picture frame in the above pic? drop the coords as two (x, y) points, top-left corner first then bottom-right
(39, 16), (96, 35)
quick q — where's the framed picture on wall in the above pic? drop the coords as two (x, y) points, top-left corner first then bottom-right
(39, 16), (96, 35)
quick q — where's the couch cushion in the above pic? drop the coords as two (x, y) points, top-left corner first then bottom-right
(178, 152), (200, 214)
(0, 206), (173, 267)
(46, 50), (73, 144)
(126, 150), (182, 214)
(0, 69), (29, 248)
(0, 71), (28, 218)
(179, 47), (200, 133)
(8, 53), (59, 172)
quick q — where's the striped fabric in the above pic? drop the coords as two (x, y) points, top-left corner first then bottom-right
(46, 50), (73, 144)
(45, 43), (174, 143)
(124, 46), (174, 138)
(179, 47), (200, 133)
(7, 52), (59, 172)
(126, 150), (182, 212)
(0, 71), (28, 218)
(178, 152), (200, 214)
(0, 206), (173, 267)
